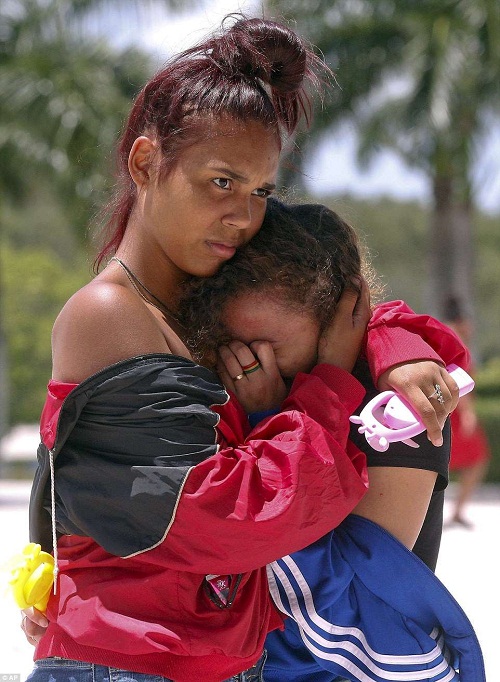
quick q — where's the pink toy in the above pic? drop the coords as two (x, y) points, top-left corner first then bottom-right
(350, 364), (474, 452)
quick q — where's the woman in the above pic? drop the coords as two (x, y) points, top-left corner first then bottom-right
(22, 16), (371, 682)
(22, 14), (460, 682)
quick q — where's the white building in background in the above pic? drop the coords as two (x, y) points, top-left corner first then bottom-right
(0, 423), (39, 477)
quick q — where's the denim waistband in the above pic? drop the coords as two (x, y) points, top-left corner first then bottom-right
(30, 651), (267, 682)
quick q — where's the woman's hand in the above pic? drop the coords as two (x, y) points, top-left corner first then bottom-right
(318, 278), (371, 372)
(378, 361), (460, 446)
(217, 340), (288, 414)
(20, 607), (48, 646)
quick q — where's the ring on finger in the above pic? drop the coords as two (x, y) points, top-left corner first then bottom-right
(428, 383), (445, 405)
(242, 360), (261, 376)
(232, 373), (245, 382)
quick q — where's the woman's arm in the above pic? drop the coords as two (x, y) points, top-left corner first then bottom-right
(33, 289), (372, 576)
(133, 285), (372, 573)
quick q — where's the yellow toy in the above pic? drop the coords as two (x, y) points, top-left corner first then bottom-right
(9, 543), (54, 612)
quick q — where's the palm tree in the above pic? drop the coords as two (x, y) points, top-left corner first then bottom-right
(0, 0), (201, 436)
(0, 1), (159, 230)
(267, 0), (500, 322)
(0, 0), (150, 436)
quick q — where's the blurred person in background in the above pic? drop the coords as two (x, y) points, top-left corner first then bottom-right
(444, 296), (491, 529)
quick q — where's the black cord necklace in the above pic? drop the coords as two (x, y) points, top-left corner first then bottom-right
(111, 256), (184, 327)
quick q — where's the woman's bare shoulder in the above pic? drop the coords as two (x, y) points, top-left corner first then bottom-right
(52, 278), (171, 382)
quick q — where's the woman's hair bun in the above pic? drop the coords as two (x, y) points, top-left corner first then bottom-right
(212, 16), (309, 93)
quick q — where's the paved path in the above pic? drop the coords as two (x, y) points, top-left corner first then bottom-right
(1, 480), (498, 680)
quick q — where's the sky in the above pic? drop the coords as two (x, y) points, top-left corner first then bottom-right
(109, 0), (500, 215)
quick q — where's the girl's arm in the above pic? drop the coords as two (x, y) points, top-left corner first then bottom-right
(352, 300), (469, 548)
(365, 300), (469, 447)
(366, 299), (470, 381)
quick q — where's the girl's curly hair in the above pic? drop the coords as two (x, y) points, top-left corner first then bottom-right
(180, 197), (383, 365)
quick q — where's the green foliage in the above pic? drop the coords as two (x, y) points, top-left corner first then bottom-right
(325, 195), (429, 307)
(3, 181), (83, 258)
(475, 358), (500, 397)
(269, 0), (500, 167)
(269, 0), (500, 322)
(467, 361), (500, 482)
(2, 241), (90, 423)
(312, 193), (500, 363)
(474, 396), (500, 483)
(0, 0), (153, 240)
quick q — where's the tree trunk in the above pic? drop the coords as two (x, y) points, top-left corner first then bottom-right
(427, 173), (475, 326)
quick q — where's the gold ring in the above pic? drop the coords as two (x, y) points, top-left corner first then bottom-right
(232, 373), (244, 382)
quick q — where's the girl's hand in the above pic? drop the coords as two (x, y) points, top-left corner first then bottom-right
(21, 607), (48, 645)
(217, 340), (288, 414)
(318, 278), (371, 372)
(378, 361), (460, 447)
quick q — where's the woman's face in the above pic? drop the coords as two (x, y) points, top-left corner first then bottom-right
(133, 118), (280, 279)
(221, 291), (321, 379)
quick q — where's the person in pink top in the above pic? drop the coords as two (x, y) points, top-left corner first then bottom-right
(443, 296), (491, 529)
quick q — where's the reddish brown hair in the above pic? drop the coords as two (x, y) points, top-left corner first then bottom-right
(94, 16), (326, 269)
